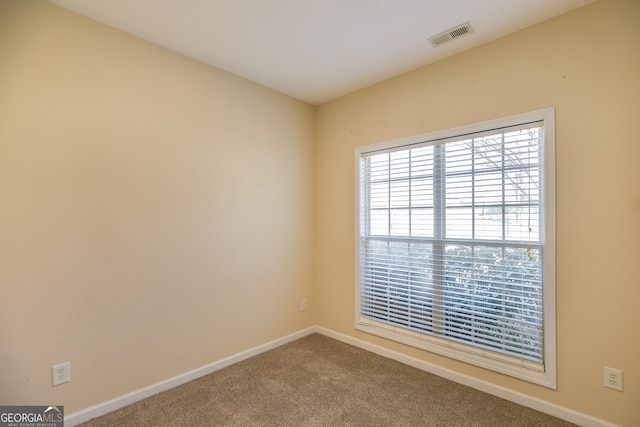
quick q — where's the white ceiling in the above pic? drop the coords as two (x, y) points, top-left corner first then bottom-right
(48, 0), (596, 105)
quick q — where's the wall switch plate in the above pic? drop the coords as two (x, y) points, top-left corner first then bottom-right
(300, 299), (308, 311)
(52, 362), (71, 386)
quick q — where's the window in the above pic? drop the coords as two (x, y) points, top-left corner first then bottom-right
(356, 109), (556, 388)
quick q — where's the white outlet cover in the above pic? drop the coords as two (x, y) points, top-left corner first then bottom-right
(604, 366), (623, 392)
(52, 362), (71, 386)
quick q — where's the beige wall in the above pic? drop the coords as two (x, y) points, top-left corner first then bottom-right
(0, 1), (314, 412)
(315, 0), (639, 425)
(2, 0), (639, 425)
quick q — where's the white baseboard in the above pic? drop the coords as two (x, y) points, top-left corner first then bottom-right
(66, 325), (617, 427)
(64, 327), (316, 426)
(315, 327), (618, 427)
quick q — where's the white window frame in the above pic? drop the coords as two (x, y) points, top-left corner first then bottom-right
(355, 108), (556, 388)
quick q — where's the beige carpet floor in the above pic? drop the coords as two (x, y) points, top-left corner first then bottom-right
(80, 333), (575, 426)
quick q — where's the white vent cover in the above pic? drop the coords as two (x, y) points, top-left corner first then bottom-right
(428, 22), (474, 47)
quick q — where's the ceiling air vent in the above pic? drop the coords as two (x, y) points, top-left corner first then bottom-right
(428, 22), (474, 47)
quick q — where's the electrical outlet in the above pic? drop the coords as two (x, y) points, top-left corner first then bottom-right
(604, 366), (623, 392)
(52, 362), (71, 386)
(300, 299), (308, 311)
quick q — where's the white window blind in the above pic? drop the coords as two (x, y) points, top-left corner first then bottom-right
(356, 109), (556, 387)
